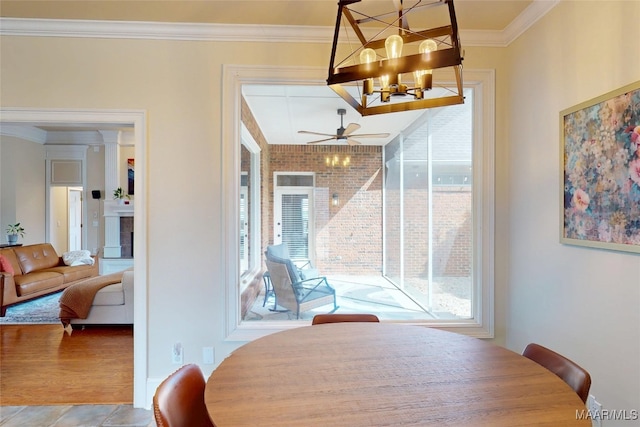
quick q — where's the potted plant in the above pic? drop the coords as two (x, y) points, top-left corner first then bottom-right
(6, 222), (25, 244)
(113, 187), (130, 205)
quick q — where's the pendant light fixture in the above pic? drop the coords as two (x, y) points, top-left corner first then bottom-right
(327, 0), (464, 116)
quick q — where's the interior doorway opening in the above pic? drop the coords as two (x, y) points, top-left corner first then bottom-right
(0, 107), (148, 408)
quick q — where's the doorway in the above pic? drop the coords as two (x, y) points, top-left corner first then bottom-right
(0, 107), (147, 408)
(273, 173), (315, 264)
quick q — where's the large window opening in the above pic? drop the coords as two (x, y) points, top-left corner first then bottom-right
(223, 66), (494, 340)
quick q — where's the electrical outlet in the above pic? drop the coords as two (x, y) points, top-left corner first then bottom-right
(203, 347), (214, 364)
(172, 342), (183, 365)
(587, 394), (602, 427)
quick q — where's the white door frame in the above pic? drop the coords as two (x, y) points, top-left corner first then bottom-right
(0, 107), (148, 408)
(68, 187), (83, 251)
(273, 172), (315, 264)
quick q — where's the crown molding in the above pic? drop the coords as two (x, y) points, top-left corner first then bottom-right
(0, 2), (558, 47)
(459, 29), (507, 48)
(503, 0), (560, 45)
(0, 124), (47, 144)
(45, 130), (106, 145)
(0, 18), (333, 43)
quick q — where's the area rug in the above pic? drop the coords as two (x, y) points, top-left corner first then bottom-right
(0, 291), (62, 324)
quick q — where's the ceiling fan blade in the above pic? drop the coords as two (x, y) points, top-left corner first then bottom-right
(350, 133), (391, 138)
(298, 130), (338, 137)
(343, 123), (361, 136)
(306, 137), (336, 144)
(346, 138), (362, 146)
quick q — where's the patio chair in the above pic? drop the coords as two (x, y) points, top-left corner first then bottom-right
(264, 256), (338, 319)
(265, 243), (319, 280)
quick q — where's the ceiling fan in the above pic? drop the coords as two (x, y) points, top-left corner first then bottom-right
(298, 108), (390, 146)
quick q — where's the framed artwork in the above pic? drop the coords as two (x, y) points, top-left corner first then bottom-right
(127, 158), (135, 195)
(560, 81), (640, 253)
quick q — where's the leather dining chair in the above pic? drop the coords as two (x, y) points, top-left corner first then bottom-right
(153, 364), (214, 427)
(522, 343), (592, 403)
(312, 313), (380, 325)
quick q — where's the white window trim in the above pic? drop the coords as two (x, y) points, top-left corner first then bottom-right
(222, 66), (494, 341)
(239, 124), (262, 293)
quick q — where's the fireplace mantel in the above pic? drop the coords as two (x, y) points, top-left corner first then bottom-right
(104, 200), (134, 217)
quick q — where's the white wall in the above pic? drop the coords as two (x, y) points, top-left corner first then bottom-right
(0, 135), (46, 245)
(505, 1), (640, 422)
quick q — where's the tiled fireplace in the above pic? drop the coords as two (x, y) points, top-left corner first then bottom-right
(120, 217), (133, 258)
(101, 200), (134, 274)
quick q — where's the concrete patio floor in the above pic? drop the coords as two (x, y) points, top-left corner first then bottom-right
(243, 274), (471, 322)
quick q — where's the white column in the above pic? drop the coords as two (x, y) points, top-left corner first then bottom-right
(101, 131), (122, 258)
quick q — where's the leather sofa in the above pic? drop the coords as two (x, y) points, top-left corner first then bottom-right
(0, 243), (98, 316)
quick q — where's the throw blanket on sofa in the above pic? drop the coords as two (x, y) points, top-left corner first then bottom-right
(62, 250), (95, 266)
(59, 271), (125, 327)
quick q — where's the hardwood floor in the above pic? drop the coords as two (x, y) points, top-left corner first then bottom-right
(0, 324), (133, 406)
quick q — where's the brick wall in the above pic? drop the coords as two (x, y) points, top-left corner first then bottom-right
(268, 144), (383, 275)
(384, 187), (471, 280)
(402, 187), (471, 278)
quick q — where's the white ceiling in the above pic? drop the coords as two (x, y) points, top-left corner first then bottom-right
(0, 1), (554, 145)
(242, 84), (428, 146)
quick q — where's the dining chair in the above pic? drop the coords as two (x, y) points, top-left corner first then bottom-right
(153, 364), (214, 427)
(312, 313), (380, 325)
(522, 343), (592, 403)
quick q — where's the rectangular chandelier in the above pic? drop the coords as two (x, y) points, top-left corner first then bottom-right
(327, 0), (464, 116)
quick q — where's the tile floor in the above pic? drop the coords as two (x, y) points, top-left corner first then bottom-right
(0, 405), (154, 427)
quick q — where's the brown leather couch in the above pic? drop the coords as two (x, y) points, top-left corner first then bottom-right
(0, 243), (98, 316)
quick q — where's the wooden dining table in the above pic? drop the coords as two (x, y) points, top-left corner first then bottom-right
(205, 323), (590, 426)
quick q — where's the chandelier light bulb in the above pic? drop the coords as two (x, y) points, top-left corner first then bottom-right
(385, 35), (404, 59)
(360, 48), (376, 64)
(360, 48), (377, 95)
(417, 39), (438, 91)
(379, 74), (390, 89)
(419, 39), (438, 75)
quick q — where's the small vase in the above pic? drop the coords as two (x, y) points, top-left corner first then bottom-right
(7, 234), (18, 244)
